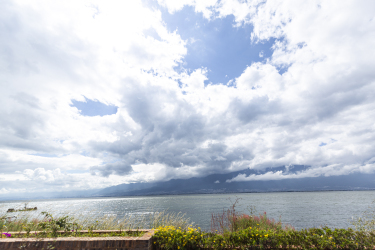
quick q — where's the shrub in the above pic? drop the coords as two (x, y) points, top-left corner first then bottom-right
(233, 212), (294, 233)
(153, 226), (205, 250)
(211, 198), (293, 234)
(153, 226), (375, 249)
(153, 225), (272, 250)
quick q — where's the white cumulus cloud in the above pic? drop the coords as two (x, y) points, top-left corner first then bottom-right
(1, 0), (375, 194)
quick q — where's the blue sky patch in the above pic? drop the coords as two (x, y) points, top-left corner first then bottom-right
(71, 97), (118, 117)
(160, 6), (275, 85)
(276, 64), (291, 75)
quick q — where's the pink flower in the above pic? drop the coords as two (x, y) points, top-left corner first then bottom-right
(3, 233), (11, 238)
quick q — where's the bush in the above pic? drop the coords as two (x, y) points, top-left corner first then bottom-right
(153, 226), (375, 249)
(154, 199), (375, 249)
(153, 226), (205, 250)
(211, 198), (293, 234)
(233, 212), (294, 232)
(153, 225), (272, 250)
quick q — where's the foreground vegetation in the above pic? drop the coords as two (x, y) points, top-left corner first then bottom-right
(0, 208), (190, 239)
(1, 200), (375, 249)
(153, 200), (375, 249)
(153, 225), (375, 249)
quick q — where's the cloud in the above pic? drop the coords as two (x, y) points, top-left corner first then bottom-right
(90, 161), (133, 177)
(0, 0), (188, 192)
(227, 163), (375, 182)
(23, 168), (63, 183)
(1, 0), (375, 193)
(157, 0), (217, 18)
(0, 166), (138, 194)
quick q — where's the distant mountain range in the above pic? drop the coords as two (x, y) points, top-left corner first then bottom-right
(2, 165), (375, 200)
(94, 165), (375, 197)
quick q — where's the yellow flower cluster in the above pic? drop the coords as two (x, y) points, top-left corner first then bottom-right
(154, 225), (206, 250)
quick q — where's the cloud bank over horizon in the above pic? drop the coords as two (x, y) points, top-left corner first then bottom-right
(1, 0), (375, 194)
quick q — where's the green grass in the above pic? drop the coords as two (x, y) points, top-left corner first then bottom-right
(0, 208), (193, 239)
(1, 230), (145, 239)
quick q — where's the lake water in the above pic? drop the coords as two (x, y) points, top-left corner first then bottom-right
(1, 191), (375, 231)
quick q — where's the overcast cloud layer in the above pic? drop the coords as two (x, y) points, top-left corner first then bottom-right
(1, 0), (375, 194)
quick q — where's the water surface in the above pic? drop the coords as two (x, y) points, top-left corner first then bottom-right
(1, 191), (374, 231)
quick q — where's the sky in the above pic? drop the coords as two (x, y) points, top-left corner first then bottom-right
(1, 0), (375, 195)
